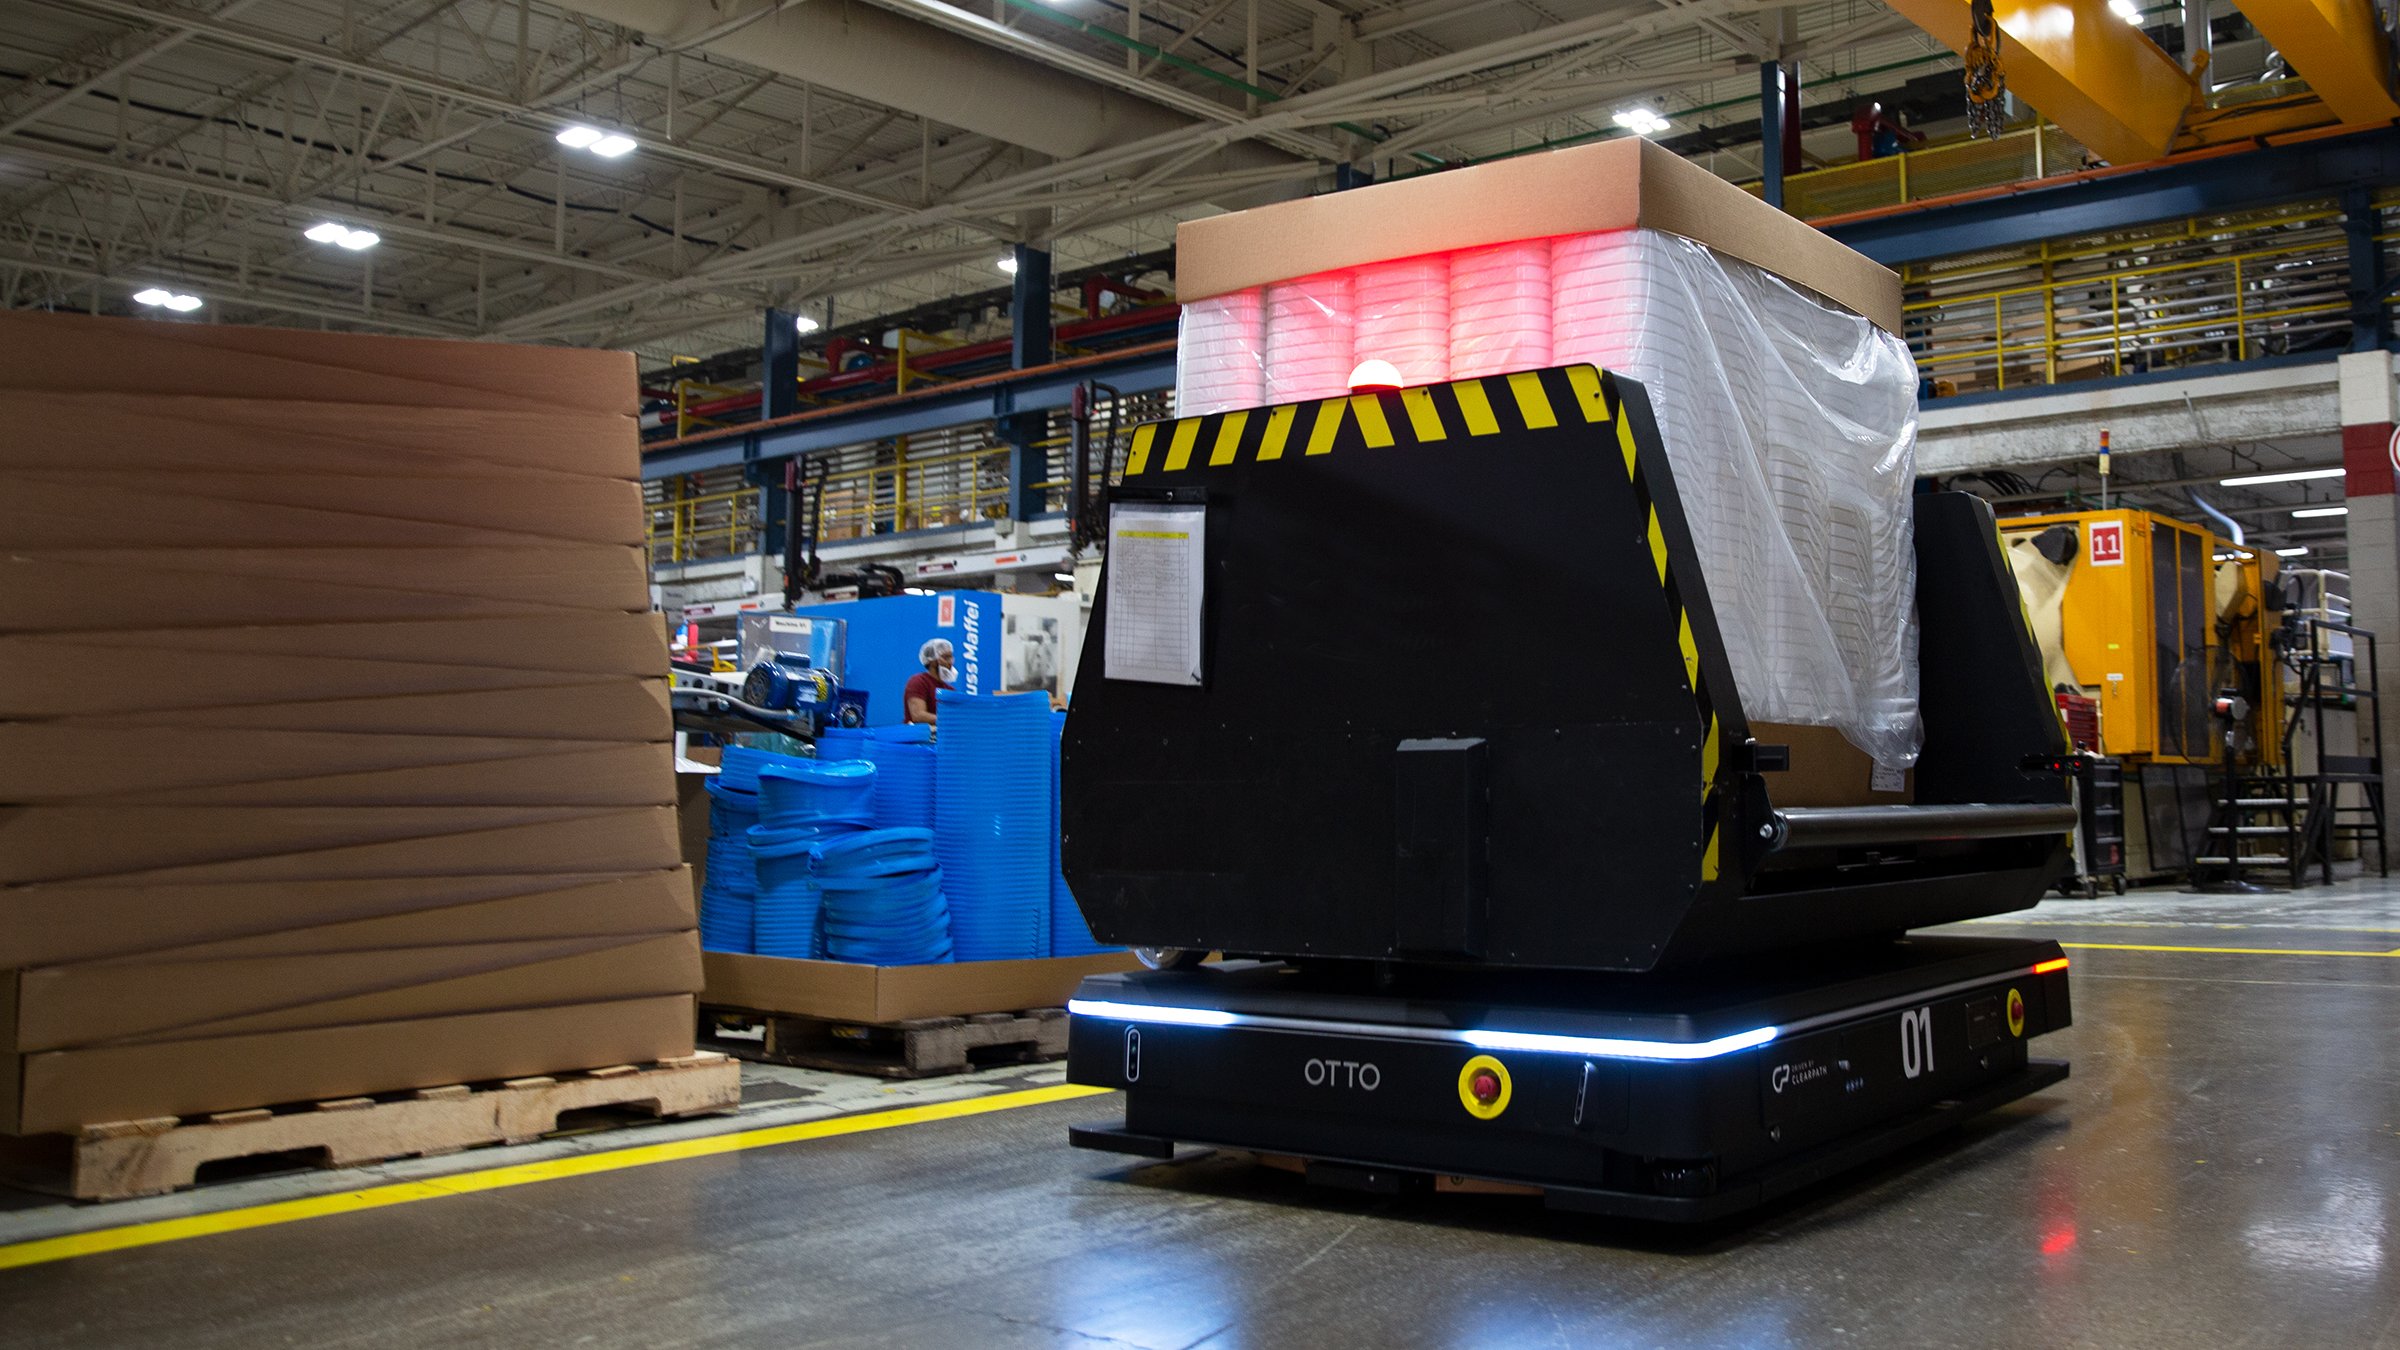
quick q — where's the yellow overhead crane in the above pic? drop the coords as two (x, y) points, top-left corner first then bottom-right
(1880, 0), (2399, 165)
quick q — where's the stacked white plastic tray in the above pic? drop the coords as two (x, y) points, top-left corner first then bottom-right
(1172, 228), (1922, 769)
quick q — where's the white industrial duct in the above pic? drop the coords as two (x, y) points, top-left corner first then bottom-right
(546, 0), (1300, 171)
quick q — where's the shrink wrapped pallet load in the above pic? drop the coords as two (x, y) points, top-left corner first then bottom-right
(1168, 139), (1922, 786)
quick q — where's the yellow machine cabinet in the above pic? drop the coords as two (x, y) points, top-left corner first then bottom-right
(2001, 509), (2225, 764)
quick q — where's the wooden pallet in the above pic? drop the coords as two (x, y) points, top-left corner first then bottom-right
(1, 1053), (741, 1202)
(701, 1005), (1068, 1079)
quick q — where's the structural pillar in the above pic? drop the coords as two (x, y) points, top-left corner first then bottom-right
(763, 307), (802, 419)
(1759, 60), (1788, 210)
(2344, 188), (2389, 354)
(2340, 348), (2400, 859)
(756, 308), (805, 572)
(1000, 243), (1053, 523)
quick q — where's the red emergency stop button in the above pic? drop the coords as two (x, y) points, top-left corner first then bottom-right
(1457, 1055), (1512, 1119)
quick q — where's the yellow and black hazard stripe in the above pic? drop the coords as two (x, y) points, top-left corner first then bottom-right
(1604, 388), (1731, 883)
(1118, 363), (1741, 886)
(1121, 366), (1605, 474)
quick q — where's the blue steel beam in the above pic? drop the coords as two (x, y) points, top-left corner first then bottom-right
(1759, 61), (1787, 211)
(1825, 125), (2400, 266)
(642, 342), (1176, 481)
(1002, 244), (1055, 523)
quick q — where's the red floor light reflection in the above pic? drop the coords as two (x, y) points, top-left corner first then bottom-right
(2042, 1224), (2079, 1256)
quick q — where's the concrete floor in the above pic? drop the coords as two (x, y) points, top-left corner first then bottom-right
(7, 880), (2400, 1349)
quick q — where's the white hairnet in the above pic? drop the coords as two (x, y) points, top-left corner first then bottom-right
(920, 638), (954, 666)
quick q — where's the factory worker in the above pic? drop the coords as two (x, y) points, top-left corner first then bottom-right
(904, 638), (955, 726)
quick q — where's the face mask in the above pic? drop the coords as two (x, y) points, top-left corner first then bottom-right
(938, 662), (957, 683)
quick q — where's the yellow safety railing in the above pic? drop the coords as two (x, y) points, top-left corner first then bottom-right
(1753, 124), (2091, 218)
(1903, 196), (2394, 396)
(646, 478), (764, 564)
(1758, 81), (2321, 221)
(814, 442), (1015, 539)
(1763, 124), (2093, 221)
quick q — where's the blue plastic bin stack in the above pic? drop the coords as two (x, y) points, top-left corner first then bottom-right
(814, 726), (872, 762)
(933, 690), (1054, 960)
(1047, 709), (1111, 956)
(749, 759), (875, 959)
(864, 724), (936, 830)
(815, 827), (954, 964)
(697, 745), (794, 954)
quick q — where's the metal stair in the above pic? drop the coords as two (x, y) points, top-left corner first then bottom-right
(2191, 617), (2388, 888)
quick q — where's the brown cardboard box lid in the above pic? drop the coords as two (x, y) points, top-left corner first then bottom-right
(83, 680), (672, 741)
(5, 805), (683, 886)
(1174, 137), (1901, 333)
(13, 931), (701, 1051)
(0, 311), (638, 416)
(1, 476), (644, 549)
(0, 726), (667, 799)
(703, 950), (1140, 1024)
(3, 994), (695, 1134)
(6, 393), (639, 479)
(0, 868), (694, 968)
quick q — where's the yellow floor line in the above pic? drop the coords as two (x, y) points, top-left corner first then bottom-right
(0, 1083), (1110, 1273)
(2061, 940), (2400, 958)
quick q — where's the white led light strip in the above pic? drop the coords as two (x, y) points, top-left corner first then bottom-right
(1067, 999), (1776, 1061)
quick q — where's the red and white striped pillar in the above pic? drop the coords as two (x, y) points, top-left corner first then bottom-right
(2339, 351), (2400, 848)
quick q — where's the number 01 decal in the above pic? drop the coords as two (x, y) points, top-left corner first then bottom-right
(1900, 1006), (1936, 1079)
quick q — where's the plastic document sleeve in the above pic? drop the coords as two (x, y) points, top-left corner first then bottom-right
(1104, 501), (1207, 687)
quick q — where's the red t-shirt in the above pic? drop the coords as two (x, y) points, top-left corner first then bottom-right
(903, 671), (950, 720)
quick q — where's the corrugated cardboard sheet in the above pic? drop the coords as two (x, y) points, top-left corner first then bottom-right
(0, 312), (695, 1133)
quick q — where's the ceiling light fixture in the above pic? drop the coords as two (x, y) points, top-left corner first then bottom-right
(2291, 506), (2349, 518)
(794, 314), (822, 334)
(306, 222), (380, 250)
(133, 287), (202, 311)
(1612, 107), (1672, 136)
(2220, 467), (2344, 487)
(557, 125), (635, 157)
(2276, 546), (2311, 557)
(997, 255), (1020, 275)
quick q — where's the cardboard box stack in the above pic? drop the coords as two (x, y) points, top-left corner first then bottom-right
(0, 312), (700, 1135)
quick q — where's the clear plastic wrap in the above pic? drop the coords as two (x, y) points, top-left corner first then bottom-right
(1172, 227), (1922, 768)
